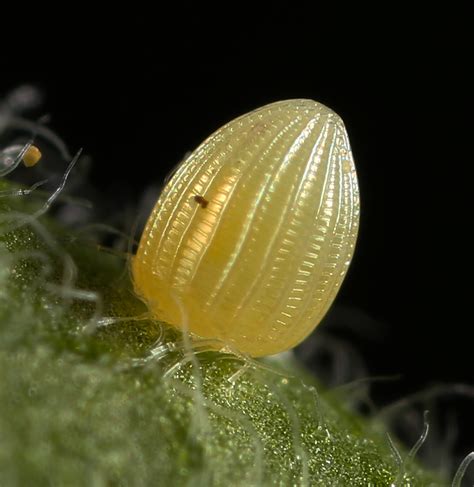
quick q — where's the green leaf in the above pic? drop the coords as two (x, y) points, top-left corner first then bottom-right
(0, 179), (447, 486)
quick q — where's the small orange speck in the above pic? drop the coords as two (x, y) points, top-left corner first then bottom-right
(22, 145), (42, 167)
(250, 122), (267, 135)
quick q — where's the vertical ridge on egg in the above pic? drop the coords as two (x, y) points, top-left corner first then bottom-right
(133, 99), (359, 357)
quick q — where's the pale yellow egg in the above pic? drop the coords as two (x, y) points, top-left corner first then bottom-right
(133, 99), (360, 357)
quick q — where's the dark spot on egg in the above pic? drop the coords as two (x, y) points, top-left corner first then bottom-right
(194, 195), (209, 209)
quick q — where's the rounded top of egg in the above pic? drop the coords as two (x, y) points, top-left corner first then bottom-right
(133, 99), (360, 357)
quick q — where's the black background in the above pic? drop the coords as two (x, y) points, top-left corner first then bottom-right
(1, 4), (472, 474)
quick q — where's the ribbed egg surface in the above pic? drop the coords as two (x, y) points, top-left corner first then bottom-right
(133, 99), (359, 357)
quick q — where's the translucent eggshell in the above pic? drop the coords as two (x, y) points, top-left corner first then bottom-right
(133, 99), (359, 357)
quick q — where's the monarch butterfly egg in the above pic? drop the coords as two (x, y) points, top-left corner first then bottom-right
(133, 99), (360, 357)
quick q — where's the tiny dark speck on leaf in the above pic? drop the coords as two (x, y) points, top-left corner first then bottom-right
(194, 195), (209, 209)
